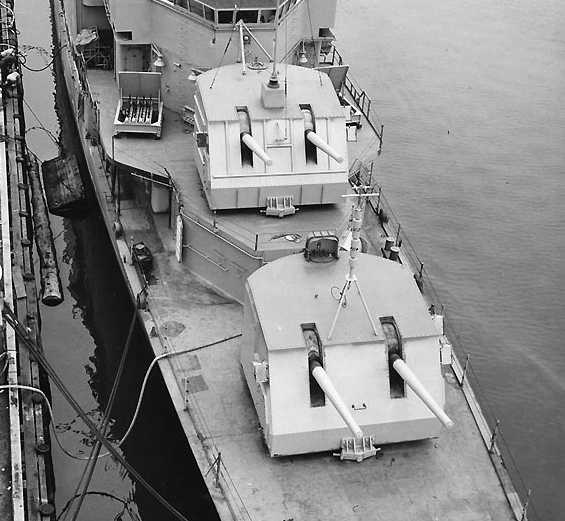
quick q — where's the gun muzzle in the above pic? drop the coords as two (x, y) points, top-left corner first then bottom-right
(241, 132), (273, 166)
(301, 106), (344, 163)
(305, 130), (345, 164)
(310, 359), (363, 439)
(390, 355), (454, 428)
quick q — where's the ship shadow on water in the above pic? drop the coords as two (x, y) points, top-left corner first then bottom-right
(49, 11), (221, 521)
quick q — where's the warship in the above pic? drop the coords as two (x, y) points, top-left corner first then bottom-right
(51, 0), (527, 519)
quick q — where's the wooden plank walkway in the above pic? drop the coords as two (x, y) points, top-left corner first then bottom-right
(0, 1), (54, 520)
(0, 66), (24, 521)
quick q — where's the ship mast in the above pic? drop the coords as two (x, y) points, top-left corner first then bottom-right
(269, 0), (281, 88)
(327, 188), (380, 340)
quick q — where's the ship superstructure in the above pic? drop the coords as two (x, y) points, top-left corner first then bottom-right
(50, 0), (528, 519)
(84, 0), (337, 112)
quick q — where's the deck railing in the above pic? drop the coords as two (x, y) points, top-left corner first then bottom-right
(350, 160), (539, 521)
(325, 47), (384, 150)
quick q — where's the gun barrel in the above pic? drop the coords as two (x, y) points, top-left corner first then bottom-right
(241, 132), (273, 166)
(310, 360), (363, 439)
(391, 355), (454, 428)
(305, 130), (345, 164)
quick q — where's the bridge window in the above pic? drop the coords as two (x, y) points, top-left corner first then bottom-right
(188, 0), (203, 17)
(159, 1), (301, 27)
(259, 9), (276, 23)
(236, 10), (259, 24)
(217, 10), (234, 24)
(203, 5), (214, 21)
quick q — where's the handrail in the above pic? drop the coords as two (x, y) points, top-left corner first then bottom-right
(350, 160), (539, 521)
(179, 209), (264, 262)
(327, 46), (384, 149)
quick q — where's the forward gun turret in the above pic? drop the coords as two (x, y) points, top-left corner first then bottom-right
(193, 65), (349, 210)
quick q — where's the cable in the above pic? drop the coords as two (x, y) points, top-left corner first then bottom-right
(69, 309), (138, 521)
(25, 125), (60, 146)
(22, 57), (55, 72)
(119, 332), (242, 446)
(2, 302), (191, 521)
(209, 17), (238, 89)
(20, 43), (67, 72)
(0, 351), (7, 375)
(22, 97), (60, 146)
(2, 304), (242, 520)
(57, 491), (140, 521)
(0, 384), (92, 461)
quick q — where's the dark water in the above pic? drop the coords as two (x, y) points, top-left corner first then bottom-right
(16, 0), (564, 520)
(17, 1), (216, 520)
(336, 2), (565, 520)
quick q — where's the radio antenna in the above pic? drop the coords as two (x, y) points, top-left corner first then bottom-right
(269, 0), (281, 88)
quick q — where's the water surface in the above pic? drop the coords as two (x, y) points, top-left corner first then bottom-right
(336, 2), (565, 519)
(18, 1), (215, 519)
(17, 1), (565, 520)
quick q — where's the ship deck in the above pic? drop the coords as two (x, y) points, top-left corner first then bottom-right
(88, 69), (364, 255)
(82, 68), (517, 521)
(132, 216), (515, 521)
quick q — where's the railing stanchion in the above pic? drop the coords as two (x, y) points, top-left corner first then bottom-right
(378, 124), (384, 152)
(520, 489), (531, 521)
(375, 188), (381, 215)
(215, 452), (222, 488)
(461, 354), (470, 387)
(489, 419), (500, 453)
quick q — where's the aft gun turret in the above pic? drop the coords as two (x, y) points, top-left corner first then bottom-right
(242, 249), (453, 457)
